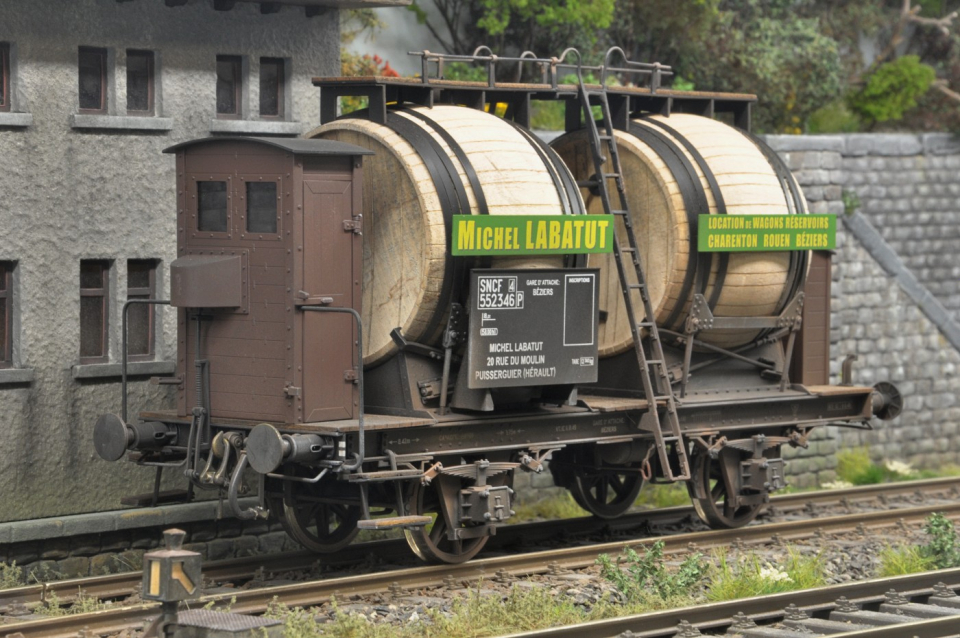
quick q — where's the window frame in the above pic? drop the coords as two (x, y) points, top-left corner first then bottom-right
(126, 49), (155, 116)
(0, 263), (11, 368)
(259, 57), (285, 120)
(240, 175), (283, 239)
(0, 43), (10, 113)
(216, 55), (242, 120)
(126, 259), (157, 361)
(80, 260), (110, 363)
(78, 47), (108, 115)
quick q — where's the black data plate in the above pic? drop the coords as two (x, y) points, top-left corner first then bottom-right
(467, 268), (600, 389)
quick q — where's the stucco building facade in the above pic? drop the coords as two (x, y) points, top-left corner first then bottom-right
(0, 0), (363, 522)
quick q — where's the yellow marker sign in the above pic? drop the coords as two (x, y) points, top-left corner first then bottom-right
(451, 215), (615, 256)
(171, 561), (197, 595)
(148, 560), (161, 597)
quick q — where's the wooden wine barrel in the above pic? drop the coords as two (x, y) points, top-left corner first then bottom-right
(309, 105), (584, 366)
(550, 113), (808, 355)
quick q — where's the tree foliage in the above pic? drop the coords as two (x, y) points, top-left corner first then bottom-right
(406, 0), (614, 57)
(848, 55), (937, 122)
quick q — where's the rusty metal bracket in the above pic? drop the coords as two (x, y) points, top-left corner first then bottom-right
(519, 447), (561, 473)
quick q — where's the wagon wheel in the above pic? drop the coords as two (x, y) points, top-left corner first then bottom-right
(404, 474), (491, 564)
(282, 480), (362, 553)
(568, 467), (643, 519)
(686, 448), (764, 529)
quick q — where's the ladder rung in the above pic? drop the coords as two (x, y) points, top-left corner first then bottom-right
(602, 172), (621, 179)
(598, 135), (613, 141)
(646, 359), (664, 366)
(628, 283), (647, 290)
(611, 210), (628, 216)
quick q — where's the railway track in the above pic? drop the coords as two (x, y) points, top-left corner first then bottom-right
(2, 476), (956, 611)
(499, 567), (960, 638)
(2, 477), (959, 637)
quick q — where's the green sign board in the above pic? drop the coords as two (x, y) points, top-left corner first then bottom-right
(452, 215), (616, 256)
(698, 214), (836, 252)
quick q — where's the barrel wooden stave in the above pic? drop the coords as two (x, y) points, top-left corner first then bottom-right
(551, 113), (807, 356)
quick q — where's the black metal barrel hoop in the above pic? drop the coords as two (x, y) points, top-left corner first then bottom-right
(398, 106), (493, 275)
(641, 116), (730, 312)
(745, 132), (810, 317)
(381, 109), (473, 343)
(627, 121), (711, 332)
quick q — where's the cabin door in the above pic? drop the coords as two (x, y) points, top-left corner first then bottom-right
(301, 177), (358, 422)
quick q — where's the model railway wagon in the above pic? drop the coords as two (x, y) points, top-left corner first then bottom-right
(94, 48), (901, 564)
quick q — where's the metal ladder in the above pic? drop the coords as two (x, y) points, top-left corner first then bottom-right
(575, 73), (691, 482)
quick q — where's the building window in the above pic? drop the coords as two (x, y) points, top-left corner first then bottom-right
(0, 262), (11, 367)
(216, 55), (241, 119)
(127, 260), (157, 359)
(259, 57), (284, 119)
(80, 260), (110, 362)
(126, 50), (154, 115)
(79, 47), (107, 113)
(0, 43), (9, 113)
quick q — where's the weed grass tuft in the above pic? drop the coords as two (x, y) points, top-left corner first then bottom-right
(597, 540), (705, 602)
(706, 549), (825, 602)
(0, 562), (23, 589)
(878, 544), (934, 576)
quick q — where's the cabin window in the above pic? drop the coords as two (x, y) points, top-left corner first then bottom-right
(79, 47), (107, 113)
(80, 260), (110, 361)
(197, 181), (229, 232)
(126, 50), (154, 115)
(246, 181), (278, 234)
(259, 57), (284, 119)
(127, 260), (157, 359)
(216, 55), (242, 118)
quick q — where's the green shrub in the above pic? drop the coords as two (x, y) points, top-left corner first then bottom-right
(848, 56), (936, 124)
(597, 540), (705, 601)
(807, 101), (862, 133)
(835, 447), (876, 484)
(922, 512), (960, 569)
(0, 561), (22, 589)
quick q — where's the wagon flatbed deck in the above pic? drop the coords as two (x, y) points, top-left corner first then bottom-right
(140, 384), (874, 457)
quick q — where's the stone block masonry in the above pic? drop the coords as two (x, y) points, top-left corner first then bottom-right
(766, 133), (960, 485)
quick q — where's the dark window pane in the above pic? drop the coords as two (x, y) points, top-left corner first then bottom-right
(216, 56), (239, 115)
(0, 298), (6, 362)
(80, 296), (104, 358)
(80, 262), (103, 289)
(247, 182), (278, 233)
(127, 51), (152, 113)
(128, 298), (149, 356)
(79, 48), (104, 111)
(198, 181), (228, 232)
(260, 58), (281, 117)
(1, 44), (8, 110)
(0, 263), (6, 291)
(128, 260), (152, 289)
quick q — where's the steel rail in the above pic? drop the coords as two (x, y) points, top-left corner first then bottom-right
(2, 477), (958, 611)
(498, 568), (960, 638)
(6, 499), (960, 638)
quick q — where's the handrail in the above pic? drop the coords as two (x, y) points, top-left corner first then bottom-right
(408, 46), (673, 92)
